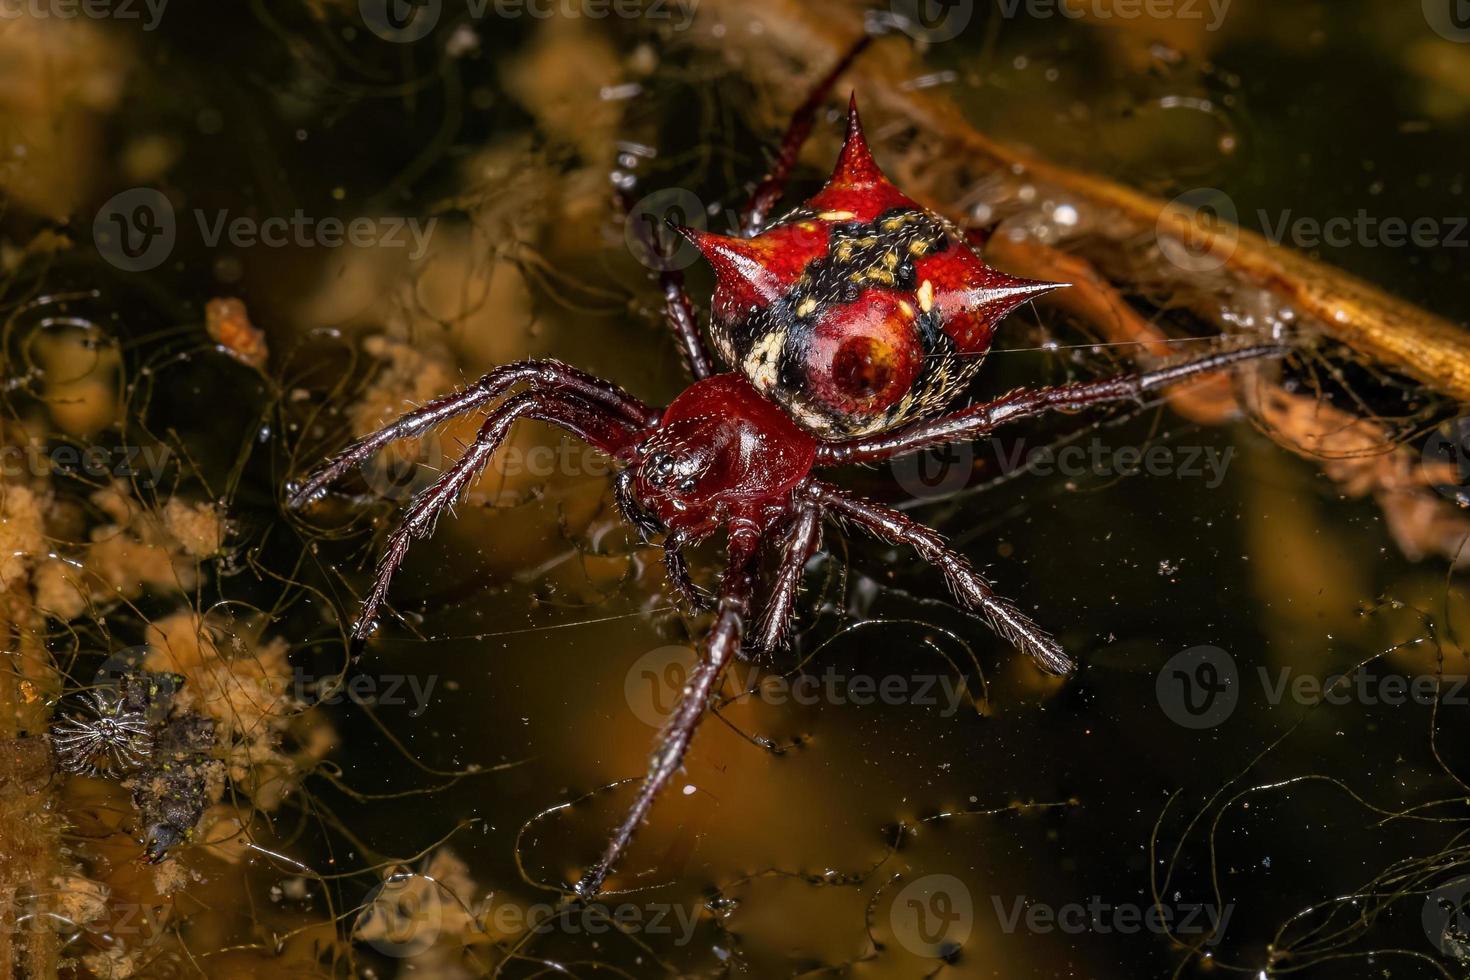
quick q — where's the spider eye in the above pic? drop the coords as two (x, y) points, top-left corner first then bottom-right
(677, 477), (697, 494)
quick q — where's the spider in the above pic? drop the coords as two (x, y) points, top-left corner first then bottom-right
(288, 44), (1284, 899)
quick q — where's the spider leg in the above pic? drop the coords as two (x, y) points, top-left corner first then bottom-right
(573, 524), (763, 899)
(633, 35), (873, 376)
(658, 271), (717, 380)
(800, 480), (1073, 675)
(753, 502), (823, 652)
(288, 359), (656, 508)
(663, 535), (716, 612)
(982, 235), (1248, 426)
(815, 344), (1287, 466)
(618, 182), (715, 380)
(353, 391), (638, 641)
(740, 35), (873, 236)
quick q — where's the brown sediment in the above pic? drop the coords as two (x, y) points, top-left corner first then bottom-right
(0, 477), (63, 978)
(31, 481), (222, 620)
(689, 0), (1470, 401)
(0, 14), (129, 220)
(29, 308), (123, 439)
(0, 734), (60, 979)
(141, 611), (334, 814)
(0, 436), (326, 976)
(206, 297), (270, 371)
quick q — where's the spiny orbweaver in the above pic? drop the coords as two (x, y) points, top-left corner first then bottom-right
(289, 45), (1284, 898)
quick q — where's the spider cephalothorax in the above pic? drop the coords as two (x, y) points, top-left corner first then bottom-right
(618, 373), (817, 543)
(290, 49), (1284, 899)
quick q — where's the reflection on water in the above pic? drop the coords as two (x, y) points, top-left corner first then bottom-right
(0, 1), (1468, 977)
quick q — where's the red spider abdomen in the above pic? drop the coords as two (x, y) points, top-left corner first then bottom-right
(804, 290), (923, 418)
(678, 99), (1061, 441)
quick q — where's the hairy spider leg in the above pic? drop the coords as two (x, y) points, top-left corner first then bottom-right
(800, 480), (1073, 674)
(573, 524), (763, 899)
(815, 345), (1287, 465)
(663, 534), (717, 611)
(659, 269), (717, 380)
(288, 359), (655, 509)
(753, 502), (824, 652)
(638, 35), (874, 381)
(741, 34), (875, 236)
(352, 391), (640, 640)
